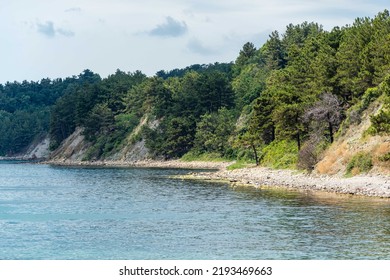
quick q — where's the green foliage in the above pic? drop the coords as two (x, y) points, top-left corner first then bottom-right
(361, 87), (382, 109)
(369, 110), (390, 134)
(163, 117), (196, 158)
(378, 153), (390, 162)
(143, 116), (196, 159)
(0, 109), (50, 155)
(141, 77), (173, 118)
(49, 70), (146, 152)
(235, 42), (257, 69)
(192, 108), (236, 157)
(262, 31), (286, 70)
(0, 71), (98, 155)
(261, 140), (298, 169)
(83, 103), (115, 141)
(115, 113), (139, 131)
(369, 74), (390, 135)
(337, 85), (382, 138)
(156, 62), (233, 79)
(142, 69), (236, 159)
(232, 64), (269, 110)
(336, 10), (390, 101)
(83, 112), (141, 160)
(226, 160), (253, 170)
(181, 151), (226, 162)
(346, 152), (373, 175)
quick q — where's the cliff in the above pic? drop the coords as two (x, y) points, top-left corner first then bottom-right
(48, 116), (155, 163)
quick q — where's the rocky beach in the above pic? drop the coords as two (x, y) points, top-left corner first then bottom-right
(185, 166), (390, 198)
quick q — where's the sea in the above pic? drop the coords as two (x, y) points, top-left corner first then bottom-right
(1, 161), (390, 260)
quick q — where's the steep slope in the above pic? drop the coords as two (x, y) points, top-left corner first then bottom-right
(23, 136), (51, 160)
(106, 115), (156, 161)
(49, 127), (92, 162)
(48, 116), (158, 163)
(315, 101), (390, 176)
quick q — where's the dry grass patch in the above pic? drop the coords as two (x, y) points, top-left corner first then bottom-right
(316, 142), (349, 174)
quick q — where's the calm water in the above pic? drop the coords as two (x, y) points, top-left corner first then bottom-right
(0, 162), (390, 260)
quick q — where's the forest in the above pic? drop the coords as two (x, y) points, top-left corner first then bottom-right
(1, 10), (389, 171)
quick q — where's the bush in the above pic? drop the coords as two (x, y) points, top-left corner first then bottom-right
(369, 75), (390, 135)
(261, 140), (298, 169)
(378, 152), (390, 162)
(346, 152), (373, 175)
(226, 160), (252, 170)
(298, 139), (328, 171)
(361, 87), (381, 110)
(337, 86), (381, 137)
(369, 109), (390, 135)
(181, 151), (226, 162)
(235, 147), (257, 162)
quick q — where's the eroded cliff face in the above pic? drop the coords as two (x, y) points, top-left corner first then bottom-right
(0, 136), (51, 160)
(48, 116), (157, 163)
(49, 127), (91, 162)
(24, 136), (51, 160)
(315, 101), (390, 176)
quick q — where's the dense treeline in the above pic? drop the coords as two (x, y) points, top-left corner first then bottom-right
(0, 70), (101, 155)
(233, 10), (390, 169)
(1, 10), (389, 169)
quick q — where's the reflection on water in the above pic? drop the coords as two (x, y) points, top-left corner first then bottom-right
(0, 162), (389, 259)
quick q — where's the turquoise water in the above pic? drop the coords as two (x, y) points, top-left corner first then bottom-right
(0, 162), (390, 260)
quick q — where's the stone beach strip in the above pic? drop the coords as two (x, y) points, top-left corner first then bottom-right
(44, 159), (390, 198)
(189, 167), (390, 198)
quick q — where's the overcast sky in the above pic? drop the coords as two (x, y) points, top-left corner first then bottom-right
(0, 0), (388, 84)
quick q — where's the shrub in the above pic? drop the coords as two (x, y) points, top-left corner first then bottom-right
(226, 160), (252, 170)
(181, 151), (226, 162)
(369, 75), (390, 135)
(261, 140), (298, 169)
(378, 152), (390, 162)
(369, 109), (390, 135)
(361, 87), (381, 110)
(346, 152), (373, 175)
(298, 138), (328, 171)
(337, 86), (381, 137)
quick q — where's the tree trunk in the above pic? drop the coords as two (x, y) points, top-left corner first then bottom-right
(296, 132), (301, 151)
(252, 143), (259, 166)
(327, 112), (334, 143)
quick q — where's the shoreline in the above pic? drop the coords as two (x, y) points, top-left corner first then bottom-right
(43, 159), (232, 170)
(185, 167), (390, 198)
(41, 159), (390, 198)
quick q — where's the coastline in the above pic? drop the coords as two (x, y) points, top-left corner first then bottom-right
(43, 159), (232, 170)
(42, 158), (390, 198)
(185, 167), (390, 198)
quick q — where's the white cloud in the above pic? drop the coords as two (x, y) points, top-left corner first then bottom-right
(36, 21), (75, 38)
(148, 17), (188, 37)
(0, 0), (389, 83)
(36, 21), (56, 38)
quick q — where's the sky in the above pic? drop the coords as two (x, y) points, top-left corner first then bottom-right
(0, 0), (389, 84)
